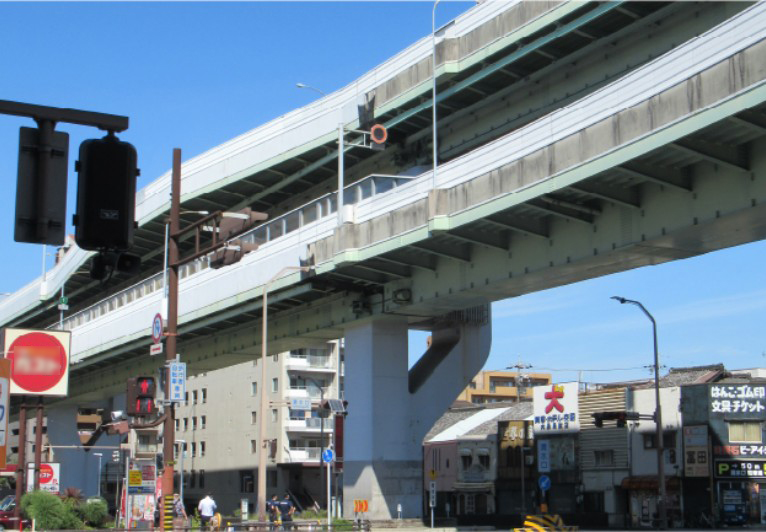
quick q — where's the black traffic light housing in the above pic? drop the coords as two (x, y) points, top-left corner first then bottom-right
(592, 410), (640, 428)
(126, 376), (157, 416)
(74, 133), (139, 251)
(209, 240), (259, 269)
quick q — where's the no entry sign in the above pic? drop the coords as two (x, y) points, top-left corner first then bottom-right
(3, 328), (71, 396)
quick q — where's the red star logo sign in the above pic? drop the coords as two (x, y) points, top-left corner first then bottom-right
(544, 385), (565, 413)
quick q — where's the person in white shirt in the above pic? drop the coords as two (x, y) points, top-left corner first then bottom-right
(198, 493), (217, 529)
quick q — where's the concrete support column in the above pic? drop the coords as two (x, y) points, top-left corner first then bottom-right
(46, 398), (123, 496)
(343, 309), (491, 520)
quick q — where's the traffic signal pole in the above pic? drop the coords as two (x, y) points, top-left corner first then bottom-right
(161, 148), (181, 529)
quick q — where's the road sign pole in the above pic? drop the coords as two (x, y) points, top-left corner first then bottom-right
(326, 459), (331, 528)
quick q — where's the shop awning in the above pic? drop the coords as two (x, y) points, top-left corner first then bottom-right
(620, 475), (681, 491)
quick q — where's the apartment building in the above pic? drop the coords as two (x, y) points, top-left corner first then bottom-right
(456, 370), (551, 404)
(172, 341), (342, 513)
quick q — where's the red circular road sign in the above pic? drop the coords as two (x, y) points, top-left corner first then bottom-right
(370, 124), (387, 144)
(6, 332), (67, 393)
(151, 313), (163, 344)
(39, 464), (54, 483)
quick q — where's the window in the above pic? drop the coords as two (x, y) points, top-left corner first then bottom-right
(461, 455), (472, 470)
(192, 417), (197, 431)
(272, 378), (279, 393)
(201, 416), (206, 429)
(175, 419), (180, 431)
(251, 382), (257, 396)
(271, 409), (278, 423)
(729, 422), (762, 443)
(478, 455), (490, 469)
(251, 411), (257, 425)
(185, 392), (189, 405)
(200, 441), (206, 457)
(594, 450), (614, 466)
(183, 418), (188, 431)
(201, 388), (207, 403)
(251, 440), (257, 454)
(191, 442), (196, 457)
(465, 494), (475, 513)
(240, 470), (254, 493)
(192, 391), (198, 404)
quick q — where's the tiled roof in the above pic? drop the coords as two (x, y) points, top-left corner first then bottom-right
(464, 401), (533, 437)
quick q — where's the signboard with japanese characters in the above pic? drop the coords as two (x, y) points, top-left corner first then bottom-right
(533, 382), (580, 434)
(683, 426), (709, 477)
(168, 361), (186, 403)
(538, 439), (551, 473)
(714, 445), (766, 458)
(716, 460), (766, 478)
(709, 384), (765, 417)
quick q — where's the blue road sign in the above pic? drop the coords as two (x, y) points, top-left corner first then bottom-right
(168, 361), (186, 403)
(322, 449), (335, 463)
(538, 474), (551, 492)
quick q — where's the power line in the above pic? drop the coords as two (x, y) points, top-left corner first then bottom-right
(531, 365), (649, 372)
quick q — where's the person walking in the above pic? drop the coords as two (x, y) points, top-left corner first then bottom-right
(198, 493), (217, 530)
(172, 493), (188, 530)
(279, 493), (295, 530)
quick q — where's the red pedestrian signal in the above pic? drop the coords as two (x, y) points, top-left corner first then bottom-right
(126, 376), (157, 416)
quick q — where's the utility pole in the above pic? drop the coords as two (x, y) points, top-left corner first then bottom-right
(508, 357), (532, 402)
(160, 149), (182, 528)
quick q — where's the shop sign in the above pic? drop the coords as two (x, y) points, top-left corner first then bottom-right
(710, 384), (766, 416)
(3, 328), (70, 396)
(26, 462), (60, 493)
(127, 460), (156, 494)
(716, 460), (766, 478)
(500, 420), (533, 448)
(715, 445), (766, 457)
(684, 426), (709, 477)
(533, 382), (579, 434)
(538, 439), (551, 473)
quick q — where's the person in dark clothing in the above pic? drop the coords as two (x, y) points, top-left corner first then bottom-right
(279, 493), (295, 530)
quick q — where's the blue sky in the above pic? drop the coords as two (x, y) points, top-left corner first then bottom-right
(1, 2), (764, 385)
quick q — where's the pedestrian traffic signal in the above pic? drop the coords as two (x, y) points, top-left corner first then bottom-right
(74, 133), (139, 251)
(126, 376), (157, 416)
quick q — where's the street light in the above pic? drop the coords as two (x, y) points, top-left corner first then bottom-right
(611, 296), (667, 530)
(257, 265), (312, 521)
(93, 453), (103, 499)
(175, 440), (186, 504)
(296, 83), (327, 97)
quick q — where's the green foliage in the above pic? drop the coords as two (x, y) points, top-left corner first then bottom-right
(81, 497), (109, 527)
(21, 490), (67, 530)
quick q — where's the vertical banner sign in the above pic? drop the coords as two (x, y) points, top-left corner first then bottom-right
(3, 328), (71, 396)
(168, 362), (186, 403)
(683, 426), (709, 477)
(538, 439), (551, 473)
(0, 359), (8, 468)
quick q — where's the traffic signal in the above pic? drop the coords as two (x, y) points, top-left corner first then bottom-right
(592, 411), (639, 428)
(126, 376), (157, 416)
(592, 413), (604, 428)
(369, 124), (387, 151)
(74, 133), (139, 251)
(209, 240), (259, 269)
(218, 208), (268, 241)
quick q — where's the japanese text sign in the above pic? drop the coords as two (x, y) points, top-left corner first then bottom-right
(168, 361), (186, 403)
(533, 382), (580, 434)
(709, 384), (766, 417)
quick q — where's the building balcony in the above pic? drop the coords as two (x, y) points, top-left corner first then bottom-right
(283, 447), (322, 464)
(287, 386), (324, 399)
(285, 418), (334, 433)
(286, 356), (335, 373)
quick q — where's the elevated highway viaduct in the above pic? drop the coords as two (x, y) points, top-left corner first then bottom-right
(3, 0), (766, 519)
